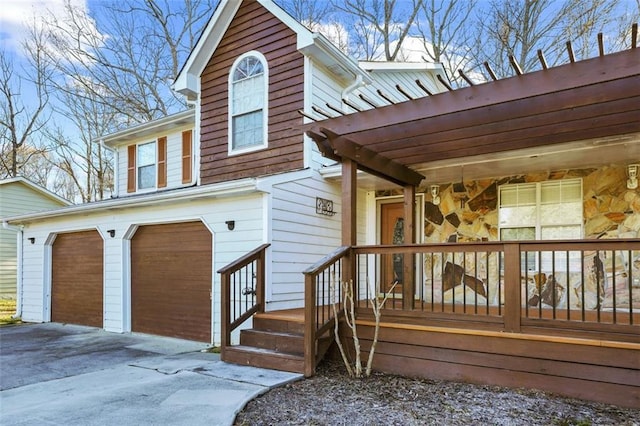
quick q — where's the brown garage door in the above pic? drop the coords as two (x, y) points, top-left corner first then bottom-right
(131, 222), (212, 342)
(51, 230), (104, 327)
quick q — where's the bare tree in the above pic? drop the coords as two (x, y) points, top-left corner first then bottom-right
(280, 0), (351, 52)
(38, 0), (214, 125)
(332, 0), (424, 61)
(23, 0), (214, 201)
(414, 0), (479, 86)
(478, 0), (625, 79)
(0, 26), (51, 179)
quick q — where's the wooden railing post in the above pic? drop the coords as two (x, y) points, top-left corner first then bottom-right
(256, 248), (266, 314)
(403, 184), (416, 310)
(220, 271), (231, 359)
(503, 243), (522, 333)
(304, 273), (317, 377)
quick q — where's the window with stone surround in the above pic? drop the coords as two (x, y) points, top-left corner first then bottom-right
(499, 178), (583, 272)
(499, 179), (583, 240)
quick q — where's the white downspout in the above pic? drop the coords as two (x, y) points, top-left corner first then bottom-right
(3, 221), (23, 318)
(341, 74), (365, 103)
(186, 99), (199, 186)
(100, 139), (119, 198)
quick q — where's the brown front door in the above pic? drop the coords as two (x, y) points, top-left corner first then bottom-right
(380, 202), (404, 294)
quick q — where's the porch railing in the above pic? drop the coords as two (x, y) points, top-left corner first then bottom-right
(351, 239), (639, 333)
(302, 246), (350, 376)
(218, 243), (270, 357)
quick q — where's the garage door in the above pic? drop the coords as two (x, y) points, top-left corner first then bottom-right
(51, 230), (104, 327)
(131, 222), (212, 342)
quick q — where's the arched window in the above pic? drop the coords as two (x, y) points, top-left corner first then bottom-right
(229, 52), (268, 153)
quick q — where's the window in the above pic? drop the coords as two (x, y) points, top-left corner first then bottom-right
(499, 179), (583, 240)
(137, 141), (156, 190)
(229, 52), (268, 153)
(499, 179), (583, 272)
(126, 137), (167, 193)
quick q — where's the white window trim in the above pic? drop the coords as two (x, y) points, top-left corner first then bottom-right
(498, 178), (583, 240)
(228, 50), (269, 156)
(136, 140), (157, 192)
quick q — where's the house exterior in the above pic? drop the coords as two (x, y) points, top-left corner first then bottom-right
(2, 0), (444, 343)
(0, 177), (70, 301)
(4, 0), (638, 407)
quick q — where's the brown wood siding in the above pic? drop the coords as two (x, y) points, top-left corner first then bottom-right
(344, 321), (640, 408)
(127, 145), (136, 193)
(157, 136), (167, 188)
(51, 230), (104, 327)
(131, 222), (212, 342)
(182, 130), (192, 184)
(199, 0), (305, 184)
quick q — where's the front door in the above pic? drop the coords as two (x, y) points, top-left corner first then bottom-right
(380, 202), (404, 295)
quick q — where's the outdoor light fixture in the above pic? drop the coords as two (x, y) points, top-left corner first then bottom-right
(431, 185), (441, 205)
(627, 164), (639, 190)
(28, 237), (35, 244)
(225, 220), (235, 231)
(107, 229), (115, 238)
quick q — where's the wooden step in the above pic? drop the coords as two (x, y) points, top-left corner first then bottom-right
(240, 329), (304, 355)
(223, 345), (305, 374)
(253, 314), (305, 334)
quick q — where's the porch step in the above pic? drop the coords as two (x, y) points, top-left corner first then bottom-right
(223, 345), (305, 374)
(253, 313), (305, 334)
(240, 329), (304, 355)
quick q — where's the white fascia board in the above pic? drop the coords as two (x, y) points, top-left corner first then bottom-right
(98, 109), (195, 147)
(173, 0), (241, 98)
(4, 179), (261, 225)
(359, 61), (445, 73)
(299, 33), (373, 84)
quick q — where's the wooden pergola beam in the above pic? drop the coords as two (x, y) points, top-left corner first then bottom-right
(318, 128), (424, 187)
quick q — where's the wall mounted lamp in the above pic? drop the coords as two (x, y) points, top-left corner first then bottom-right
(107, 229), (116, 238)
(431, 185), (441, 205)
(627, 164), (639, 190)
(225, 220), (235, 231)
(28, 237), (35, 244)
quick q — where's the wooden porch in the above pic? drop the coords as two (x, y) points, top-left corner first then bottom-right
(219, 240), (639, 408)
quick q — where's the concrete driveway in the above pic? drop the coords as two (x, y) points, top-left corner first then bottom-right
(0, 323), (302, 426)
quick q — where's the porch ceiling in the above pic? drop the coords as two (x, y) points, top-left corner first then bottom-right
(305, 48), (640, 186)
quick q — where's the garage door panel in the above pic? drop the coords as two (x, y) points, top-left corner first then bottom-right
(131, 222), (212, 342)
(51, 230), (103, 327)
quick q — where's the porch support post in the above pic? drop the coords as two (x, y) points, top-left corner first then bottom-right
(402, 184), (415, 310)
(503, 242), (522, 333)
(342, 159), (357, 284)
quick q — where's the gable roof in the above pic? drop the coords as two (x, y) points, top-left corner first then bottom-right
(0, 177), (71, 206)
(173, 0), (371, 100)
(99, 109), (195, 148)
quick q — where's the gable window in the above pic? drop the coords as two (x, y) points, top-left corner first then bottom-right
(229, 52), (268, 154)
(126, 137), (167, 193)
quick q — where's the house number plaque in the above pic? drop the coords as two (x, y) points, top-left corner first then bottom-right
(316, 197), (335, 216)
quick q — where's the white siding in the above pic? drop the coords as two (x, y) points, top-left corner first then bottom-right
(115, 124), (194, 196)
(18, 193), (264, 345)
(0, 182), (67, 299)
(363, 69), (441, 103)
(268, 174), (342, 309)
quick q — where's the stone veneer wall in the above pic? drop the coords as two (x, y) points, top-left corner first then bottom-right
(385, 164), (640, 243)
(376, 164), (640, 310)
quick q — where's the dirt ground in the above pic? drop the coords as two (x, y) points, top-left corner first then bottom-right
(235, 359), (640, 425)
